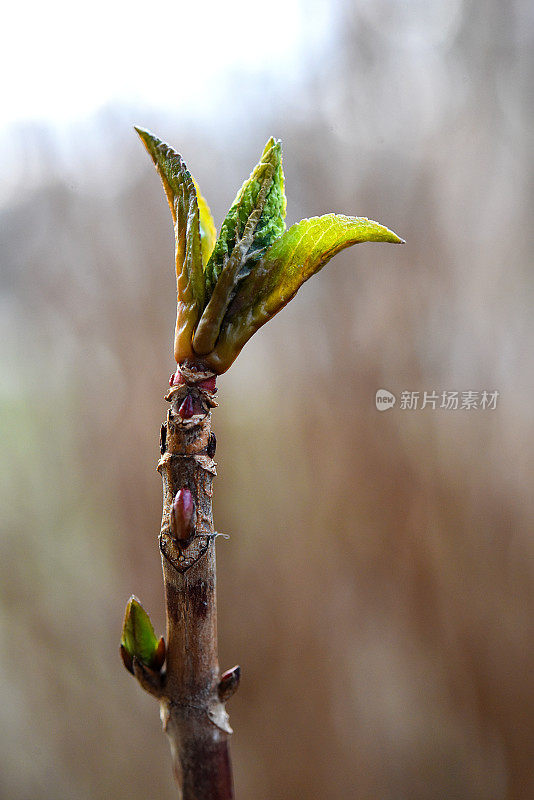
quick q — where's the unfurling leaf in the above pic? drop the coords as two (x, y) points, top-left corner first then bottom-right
(193, 178), (217, 267)
(204, 214), (404, 373)
(193, 138), (286, 355)
(120, 595), (165, 672)
(134, 127), (205, 363)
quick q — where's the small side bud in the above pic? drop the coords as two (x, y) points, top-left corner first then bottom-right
(120, 595), (164, 672)
(218, 665), (241, 702)
(171, 489), (195, 541)
(178, 394), (194, 419)
(153, 636), (166, 671)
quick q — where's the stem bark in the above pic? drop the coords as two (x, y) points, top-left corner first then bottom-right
(141, 367), (237, 799)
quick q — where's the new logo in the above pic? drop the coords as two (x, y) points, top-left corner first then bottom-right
(375, 389), (396, 411)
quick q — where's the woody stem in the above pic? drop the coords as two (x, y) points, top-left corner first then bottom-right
(154, 370), (236, 799)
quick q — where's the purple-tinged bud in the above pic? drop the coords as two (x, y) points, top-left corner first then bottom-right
(171, 489), (195, 541)
(198, 375), (217, 393)
(218, 665), (241, 702)
(169, 371), (186, 387)
(178, 394), (194, 419)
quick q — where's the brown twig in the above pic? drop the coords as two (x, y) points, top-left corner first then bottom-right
(131, 362), (238, 799)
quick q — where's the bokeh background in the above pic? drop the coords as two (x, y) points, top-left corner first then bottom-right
(1, 0), (533, 797)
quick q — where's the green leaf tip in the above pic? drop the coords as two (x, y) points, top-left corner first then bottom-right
(136, 128), (403, 374)
(134, 126), (215, 363)
(203, 214), (404, 372)
(120, 595), (165, 673)
(134, 127), (216, 263)
(203, 135), (286, 297)
(193, 136), (287, 355)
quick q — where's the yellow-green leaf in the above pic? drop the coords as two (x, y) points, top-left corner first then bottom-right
(121, 596), (164, 671)
(193, 178), (217, 267)
(134, 127), (204, 363)
(194, 138), (286, 356)
(204, 214), (404, 373)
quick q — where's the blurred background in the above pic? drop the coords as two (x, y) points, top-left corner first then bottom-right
(1, 0), (533, 797)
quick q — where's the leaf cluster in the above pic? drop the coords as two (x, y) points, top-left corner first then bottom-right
(136, 128), (403, 374)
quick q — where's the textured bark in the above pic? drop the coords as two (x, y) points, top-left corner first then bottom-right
(136, 363), (238, 799)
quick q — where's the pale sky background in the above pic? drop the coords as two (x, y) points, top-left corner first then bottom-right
(0, 0), (334, 128)
(0, 0), (476, 211)
(0, 0), (340, 211)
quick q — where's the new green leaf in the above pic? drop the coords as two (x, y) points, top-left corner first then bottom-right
(135, 127), (207, 362)
(193, 178), (217, 267)
(135, 127), (404, 374)
(121, 595), (165, 672)
(204, 214), (404, 373)
(193, 138), (286, 355)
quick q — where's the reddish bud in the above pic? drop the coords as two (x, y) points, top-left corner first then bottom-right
(218, 665), (241, 702)
(171, 489), (195, 541)
(178, 394), (194, 419)
(169, 371), (186, 387)
(152, 636), (166, 671)
(198, 376), (217, 393)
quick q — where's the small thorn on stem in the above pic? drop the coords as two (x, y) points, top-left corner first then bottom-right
(218, 665), (241, 702)
(178, 394), (194, 419)
(171, 489), (195, 541)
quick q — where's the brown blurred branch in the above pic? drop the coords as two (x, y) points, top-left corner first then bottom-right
(130, 364), (238, 799)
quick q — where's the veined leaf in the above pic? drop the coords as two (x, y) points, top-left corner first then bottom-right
(120, 596), (165, 671)
(194, 138), (286, 355)
(204, 214), (404, 373)
(204, 137), (286, 296)
(134, 127), (204, 363)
